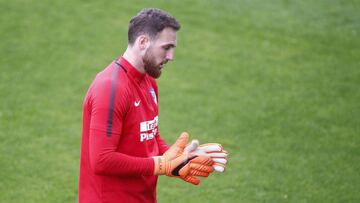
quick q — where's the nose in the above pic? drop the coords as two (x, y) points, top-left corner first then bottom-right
(166, 50), (174, 61)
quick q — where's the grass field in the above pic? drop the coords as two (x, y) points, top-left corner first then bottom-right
(1, 0), (360, 202)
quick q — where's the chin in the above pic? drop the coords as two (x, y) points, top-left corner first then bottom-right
(144, 64), (162, 78)
(147, 71), (161, 79)
(154, 72), (162, 79)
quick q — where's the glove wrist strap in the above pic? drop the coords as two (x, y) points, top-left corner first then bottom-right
(153, 156), (166, 175)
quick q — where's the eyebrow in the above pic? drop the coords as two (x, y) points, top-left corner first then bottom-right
(162, 43), (176, 48)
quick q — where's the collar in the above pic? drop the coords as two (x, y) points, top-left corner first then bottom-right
(117, 57), (145, 84)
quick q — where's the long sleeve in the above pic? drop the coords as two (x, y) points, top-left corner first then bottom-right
(89, 129), (154, 176)
(87, 71), (154, 176)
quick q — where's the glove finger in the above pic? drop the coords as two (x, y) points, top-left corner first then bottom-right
(182, 175), (200, 185)
(213, 158), (227, 164)
(171, 132), (190, 150)
(189, 169), (211, 177)
(189, 149), (208, 156)
(190, 150), (228, 159)
(184, 139), (199, 154)
(189, 162), (214, 173)
(198, 143), (223, 152)
(191, 156), (214, 166)
(214, 164), (225, 173)
(207, 152), (228, 158)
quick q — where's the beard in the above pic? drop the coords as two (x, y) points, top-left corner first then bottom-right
(143, 49), (162, 79)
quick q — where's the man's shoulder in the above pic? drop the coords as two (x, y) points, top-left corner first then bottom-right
(97, 62), (129, 83)
(89, 62), (131, 95)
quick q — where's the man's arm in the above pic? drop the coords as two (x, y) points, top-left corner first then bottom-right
(89, 129), (155, 176)
(87, 75), (155, 176)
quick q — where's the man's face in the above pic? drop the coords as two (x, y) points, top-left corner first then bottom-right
(143, 27), (177, 78)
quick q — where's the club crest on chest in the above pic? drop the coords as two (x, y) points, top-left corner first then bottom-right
(149, 88), (157, 105)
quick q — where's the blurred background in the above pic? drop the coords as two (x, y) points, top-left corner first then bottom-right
(1, 0), (359, 202)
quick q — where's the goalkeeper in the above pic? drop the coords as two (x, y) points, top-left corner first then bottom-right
(78, 8), (228, 203)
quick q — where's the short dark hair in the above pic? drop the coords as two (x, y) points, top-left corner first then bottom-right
(128, 8), (181, 45)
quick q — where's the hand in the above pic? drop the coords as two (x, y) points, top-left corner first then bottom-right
(153, 132), (214, 185)
(184, 140), (228, 172)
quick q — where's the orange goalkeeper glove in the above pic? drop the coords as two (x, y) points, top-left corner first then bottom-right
(153, 132), (214, 185)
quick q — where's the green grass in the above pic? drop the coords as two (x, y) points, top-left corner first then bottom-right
(1, 0), (359, 202)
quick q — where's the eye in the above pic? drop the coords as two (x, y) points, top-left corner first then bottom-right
(163, 46), (171, 51)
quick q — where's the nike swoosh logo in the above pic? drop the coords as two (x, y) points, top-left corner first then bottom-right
(134, 100), (141, 107)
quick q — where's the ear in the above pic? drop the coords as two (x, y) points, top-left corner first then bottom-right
(137, 35), (150, 51)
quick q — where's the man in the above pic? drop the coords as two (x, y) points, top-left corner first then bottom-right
(78, 8), (227, 203)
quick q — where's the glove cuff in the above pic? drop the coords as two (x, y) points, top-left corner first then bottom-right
(153, 156), (166, 175)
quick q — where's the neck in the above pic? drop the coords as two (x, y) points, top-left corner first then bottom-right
(122, 46), (145, 74)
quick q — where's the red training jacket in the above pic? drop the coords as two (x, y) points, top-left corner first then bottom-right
(78, 57), (169, 203)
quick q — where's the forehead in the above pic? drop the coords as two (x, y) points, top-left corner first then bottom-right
(153, 27), (177, 46)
